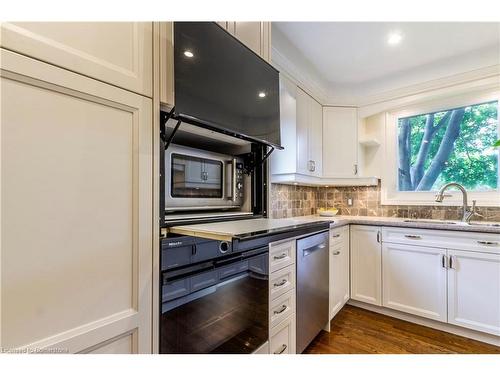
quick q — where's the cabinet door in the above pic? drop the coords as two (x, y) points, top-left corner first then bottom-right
(296, 87), (310, 175)
(323, 107), (358, 177)
(226, 22), (271, 62)
(308, 97), (323, 177)
(329, 227), (350, 319)
(447, 250), (500, 336)
(0, 22), (153, 97)
(159, 22), (174, 107)
(271, 76), (297, 175)
(382, 243), (447, 322)
(350, 225), (382, 305)
(0, 49), (152, 353)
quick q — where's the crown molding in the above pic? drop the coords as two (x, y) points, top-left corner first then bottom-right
(271, 45), (330, 104)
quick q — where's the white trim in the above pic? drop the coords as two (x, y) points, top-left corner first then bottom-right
(271, 173), (378, 187)
(348, 300), (500, 347)
(381, 89), (500, 207)
(271, 45), (329, 105)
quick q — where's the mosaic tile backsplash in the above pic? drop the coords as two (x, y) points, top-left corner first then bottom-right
(270, 181), (500, 222)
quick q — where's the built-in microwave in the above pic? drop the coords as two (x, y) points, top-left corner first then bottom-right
(165, 144), (245, 211)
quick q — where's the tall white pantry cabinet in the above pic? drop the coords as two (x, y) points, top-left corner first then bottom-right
(0, 22), (154, 353)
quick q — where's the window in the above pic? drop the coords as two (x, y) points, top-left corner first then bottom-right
(381, 91), (500, 207)
(397, 101), (499, 192)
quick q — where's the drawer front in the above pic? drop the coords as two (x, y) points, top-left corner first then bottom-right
(270, 313), (296, 354)
(329, 226), (347, 246)
(162, 278), (190, 302)
(269, 264), (296, 300)
(269, 239), (296, 273)
(270, 289), (295, 328)
(382, 227), (500, 254)
(218, 260), (249, 280)
(190, 270), (219, 293)
(161, 244), (193, 271)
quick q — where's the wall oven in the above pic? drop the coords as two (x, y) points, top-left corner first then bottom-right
(160, 235), (269, 354)
(165, 144), (245, 211)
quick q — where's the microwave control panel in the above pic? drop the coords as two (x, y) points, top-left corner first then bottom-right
(235, 162), (244, 200)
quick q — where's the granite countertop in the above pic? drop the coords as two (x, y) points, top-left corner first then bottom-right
(168, 215), (500, 241)
(304, 215), (500, 234)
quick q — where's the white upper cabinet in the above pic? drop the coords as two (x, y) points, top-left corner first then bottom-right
(323, 107), (358, 178)
(0, 22), (153, 97)
(226, 22), (271, 61)
(382, 243), (448, 322)
(271, 82), (323, 180)
(447, 250), (500, 336)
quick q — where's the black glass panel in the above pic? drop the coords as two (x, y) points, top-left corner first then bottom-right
(174, 22), (281, 148)
(171, 153), (223, 198)
(160, 252), (269, 354)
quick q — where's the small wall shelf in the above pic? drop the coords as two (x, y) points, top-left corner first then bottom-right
(359, 138), (381, 147)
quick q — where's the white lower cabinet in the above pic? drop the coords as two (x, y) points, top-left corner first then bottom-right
(270, 314), (296, 354)
(382, 243), (447, 322)
(447, 249), (500, 336)
(350, 225), (382, 306)
(268, 238), (297, 354)
(329, 226), (350, 319)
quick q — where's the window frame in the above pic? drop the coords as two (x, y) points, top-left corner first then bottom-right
(381, 90), (500, 207)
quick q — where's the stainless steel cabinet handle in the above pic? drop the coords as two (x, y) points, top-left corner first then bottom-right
(331, 234), (340, 238)
(354, 164), (358, 175)
(405, 234), (422, 239)
(449, 256), (455, 269)
(273, 253), (287, 260)
(376, 231), (381, 243)
(273, 305), (287, 315)
(441, 254), (448, 269)
(477, 240), (499, 246)
(273, 279), (287, 287)
(308, 160), (315, 172)
(332, 251), (341, 255)
(274, 344), (287, 354)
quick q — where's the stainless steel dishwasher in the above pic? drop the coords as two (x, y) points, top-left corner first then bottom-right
(296, 230), (329, 353)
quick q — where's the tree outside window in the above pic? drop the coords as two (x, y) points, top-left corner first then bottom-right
(397, 101), (499, 192)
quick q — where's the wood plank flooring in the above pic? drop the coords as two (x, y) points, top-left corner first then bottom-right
(304, 305), (500, 354)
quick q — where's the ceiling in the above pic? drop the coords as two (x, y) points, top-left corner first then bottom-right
(273, 22), (500, 104)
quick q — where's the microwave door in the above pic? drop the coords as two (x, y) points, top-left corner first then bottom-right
(171, 154), (223, 198)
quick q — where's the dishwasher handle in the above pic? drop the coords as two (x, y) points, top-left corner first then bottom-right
(302, 243), (327, 257)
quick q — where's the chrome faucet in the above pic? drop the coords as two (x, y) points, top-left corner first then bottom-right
(435, 182), (482, 223)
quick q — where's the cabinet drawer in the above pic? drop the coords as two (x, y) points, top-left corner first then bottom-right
(270, 264), (296, 300)
(270, 289), (295, 328)
(269, 239), (296, 272)
(270, 313), (296, 354)
(382, 227), (500, 254)
(330, 226), (347, 246)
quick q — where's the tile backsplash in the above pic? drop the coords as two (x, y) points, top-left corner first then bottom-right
(270, 182), (500, 222)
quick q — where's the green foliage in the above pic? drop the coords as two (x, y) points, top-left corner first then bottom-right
(398, 101), (499, 191)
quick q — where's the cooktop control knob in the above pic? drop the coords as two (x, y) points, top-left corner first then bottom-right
(236, 182), (243, 190)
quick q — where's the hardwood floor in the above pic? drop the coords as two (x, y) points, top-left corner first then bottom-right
(304, 305), (500, 354)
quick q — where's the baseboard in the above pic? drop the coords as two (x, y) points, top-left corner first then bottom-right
(347, 300), (500, 347)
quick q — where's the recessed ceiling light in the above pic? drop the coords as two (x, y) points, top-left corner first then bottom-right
(387, 32), (403, 46)
(183, 50), (194, 58)
(258, 92), (266, 98)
